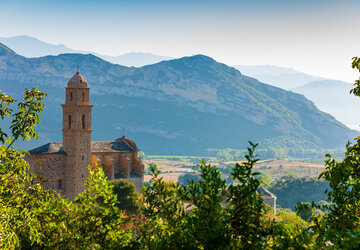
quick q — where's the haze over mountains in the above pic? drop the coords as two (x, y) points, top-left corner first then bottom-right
(0, 35), (173, 67)
(233, 65), (324, 90)
(0, 41), (356, 157)
(292, 80), (360, 130)
(235, 65), (359, 130)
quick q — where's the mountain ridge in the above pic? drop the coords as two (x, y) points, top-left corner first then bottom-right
(0, 35), (174, 67)
(0, 44), (356, 156)
(233, 65), (325, 89)
(291, 79), (360, 130)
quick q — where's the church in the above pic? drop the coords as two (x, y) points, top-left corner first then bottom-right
(26, 71), (144, 200)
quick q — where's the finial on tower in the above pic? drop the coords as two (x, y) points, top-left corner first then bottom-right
(76, 65), (80, 75)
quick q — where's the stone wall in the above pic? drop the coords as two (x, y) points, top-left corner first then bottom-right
(26, 154), (66, 194)
(92, 151), (144, 193)
(128, 176), (144, 193)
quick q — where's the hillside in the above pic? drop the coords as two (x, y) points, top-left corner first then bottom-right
(291, 80), (360, 130)
(0, 45), (357, 156)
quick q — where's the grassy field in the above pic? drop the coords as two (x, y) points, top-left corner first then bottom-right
(143, 157), (326, 183)
(253, 159), (324, 179)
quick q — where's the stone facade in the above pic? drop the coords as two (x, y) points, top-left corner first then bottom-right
(259, 186), (277, 215)
(26, 71), (144, 199)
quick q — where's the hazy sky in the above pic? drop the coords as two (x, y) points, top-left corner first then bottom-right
(1, 0), (360, 82)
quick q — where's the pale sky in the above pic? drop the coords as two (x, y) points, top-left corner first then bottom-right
(1, 0), (360, 82)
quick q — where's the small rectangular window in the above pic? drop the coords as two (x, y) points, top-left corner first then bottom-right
(58, 180), (63, 190)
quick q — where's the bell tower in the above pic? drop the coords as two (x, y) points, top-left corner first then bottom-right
(61, 70), (93, 199)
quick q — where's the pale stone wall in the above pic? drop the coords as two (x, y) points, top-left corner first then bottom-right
(92, 151), (144, 193)
(263, 197), (277, 215)
(128, 177), (144, 193)
(26, 154), (66, 194)
(62, 80), (92, 200)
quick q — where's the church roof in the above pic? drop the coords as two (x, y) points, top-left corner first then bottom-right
(67, 71), (88, 88)
(28, 138), (137, 154)
(28, 142), (65, 154)
(91, 139), (136, 153)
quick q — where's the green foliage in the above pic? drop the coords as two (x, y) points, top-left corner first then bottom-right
(140, 141), (312, 248)
(269, 177), (329, 210)
(276, 208), (308, 228)
(180, 160), (228, 248)
(177, 173), (200, 185)
(295, 202), (313, 221)
(226, 141), (267, 248)
(111, 179), (141, 215)
(140, 163), (185, 248)
(350, 56), (360, 97)
(69, 166), (133, 248)
(0, 87), (48, 247)
(256, 171), (275, 188)
(310, 141), (360, 248)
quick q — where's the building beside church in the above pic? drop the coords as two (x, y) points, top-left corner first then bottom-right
(259, 186), (277, 215)
(26, 71), (144, 200)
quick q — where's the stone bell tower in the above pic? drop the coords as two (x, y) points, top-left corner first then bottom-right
(61, 70), (93, 199)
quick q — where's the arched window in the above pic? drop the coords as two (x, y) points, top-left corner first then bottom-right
(68, 115), (71, 129)
(82, 114), (86, 129)
(82, 92), (85, 102)
(70, 92), (73, 101)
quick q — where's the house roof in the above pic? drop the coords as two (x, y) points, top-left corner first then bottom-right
(28, 138), (137, 154)
(258, 186), (276, 199)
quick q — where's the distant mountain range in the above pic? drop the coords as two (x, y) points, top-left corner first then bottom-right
(291, 80), (360, 130)
(232, 65), (324, 89)
(0, 35), (173, 67)
(0, 42), (356, 157)
(233, 66), (360, 130)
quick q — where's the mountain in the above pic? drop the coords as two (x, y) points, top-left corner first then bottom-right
(0, 35), (173, 66)
(291, 80), (360, 130)
(0, 35), (84, 57)
(0, 45), (356, 156)
(0, 42), (16, 55)
(98, 52), (173, 67)
(233, 65), (324, 89)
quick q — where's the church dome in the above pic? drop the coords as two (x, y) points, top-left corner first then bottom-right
(116, 136), (139, 151)
(67, 71), (88, 88)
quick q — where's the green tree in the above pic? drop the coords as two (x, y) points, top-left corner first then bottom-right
(276, 208), (308, 228)
(296, 202), (313, 221)
(180, 160), (228, 248)
(269, 177), (329, 210)
(111, 179), (141, 215)
(178, 173), (200, 185)
(308, 57), (360, 248)
(227, 142), (269, 248)
(0, 87), (49, 247)
(140, 163), (186, 248)
(256, 171), (274, 188)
